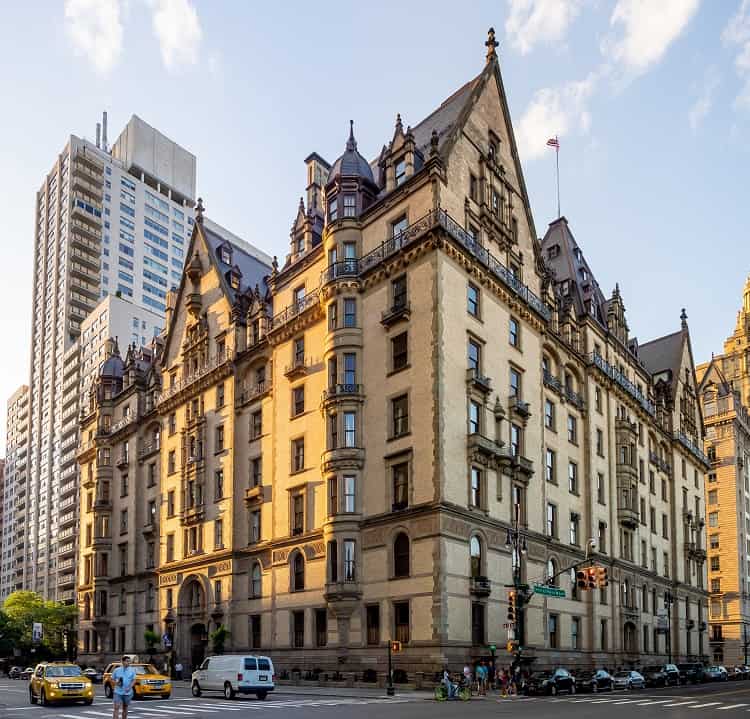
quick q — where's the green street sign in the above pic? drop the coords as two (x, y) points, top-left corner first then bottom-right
(533, 584), (565, 598)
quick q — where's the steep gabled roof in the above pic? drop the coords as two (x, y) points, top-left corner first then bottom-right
(639, 330), (684, 381)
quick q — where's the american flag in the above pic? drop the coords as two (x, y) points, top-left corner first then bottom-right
(547, 137), (559, 149)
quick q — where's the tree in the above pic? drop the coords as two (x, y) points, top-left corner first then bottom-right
(3, 591), (77, 659)
(144, 629), (159, 654)
(210, 625), (229, 655)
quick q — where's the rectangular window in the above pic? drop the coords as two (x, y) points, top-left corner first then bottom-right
(394, 601), (410, 643)
(598, 522), (607, 553)
(344, 353), (357, 385)
(249, 616), (261, 649)
(344, 411), (356, 447)
(344, 475), (356, 513)
(547, 503), (557, 538)
(214, 470), (224, 501)
(545, 449), (556, 483)
(600, 619), (608, 650)
(393, 462), (409, 510)
(293, 611), (305, 648)
(470, 467), (482, 508)
(596, 428), (604, 456)
(251, 411), (262, 439)
(214, 519), (223, 549)
(328, 198), (337, 222)
(567, 415), (577, 444)
(392, 395), (409, 437)
(292, 493), (304, 535)
(570, 513), (579, 546)
(395, 158), (406, 186)
(509, 367), (521, 398)
(343, 194), (356, 217)
(343, 298), (356, 327)
(509, 317), (520, 347)
(472, 602), (486, 646)
(292, 438), (305, 472)
(249, 510), (261, 544)
(166, 534), (174, 563)
(571, 617), (581, 650)
(328, 477), (338, 516)
(344, 539), (356, 581)
(548, 614), (559, 649)
(216, 382), (225, 408)
(467, 284), (480, 317)
(328, 301), (338, 330)
(251, 457), (262, 487)
(568, 461), (578, 494)
(468, 339), (481, 371)
(293, 386), (305, 416)
(510, 423), (522, 456)
(597, 472), (605, 504)
(366, 605), (380, 645)
(392, 274), (407, 309)
(469, 400), (481, 435)
(392, 332), (408, 370)
(215, 425), (225, 452)
(544, 399), (555, 430)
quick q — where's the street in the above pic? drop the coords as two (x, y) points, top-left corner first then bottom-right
(1, 680), (750, 719)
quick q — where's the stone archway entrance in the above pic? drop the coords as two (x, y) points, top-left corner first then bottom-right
(177, 578), (207, 673)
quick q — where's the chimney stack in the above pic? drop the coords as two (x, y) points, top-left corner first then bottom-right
(95, 122), (101, 149)
(102, 111), (108, 152)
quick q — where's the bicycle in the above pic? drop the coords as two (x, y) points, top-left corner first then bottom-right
(434, 679), (471, 701)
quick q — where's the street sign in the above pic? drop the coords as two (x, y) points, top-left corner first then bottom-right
(533, 584), (565, 598)
(162, 633), (172, 648)
(32, 622), (43, 643)
(489, 644), (496, 651)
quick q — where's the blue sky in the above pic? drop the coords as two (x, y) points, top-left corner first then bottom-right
(1, 0), (749, 449)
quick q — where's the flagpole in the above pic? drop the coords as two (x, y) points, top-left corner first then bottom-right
(555, 135), (560, 219)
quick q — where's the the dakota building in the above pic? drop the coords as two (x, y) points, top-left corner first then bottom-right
(76, 32), (709, 674)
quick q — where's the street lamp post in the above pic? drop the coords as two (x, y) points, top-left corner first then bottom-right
(505, 505), (528, 655)
(665, 591), (675, 664)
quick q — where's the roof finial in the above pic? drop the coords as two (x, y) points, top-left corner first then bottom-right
(681, 307), (688, 328)
(346, 120), (357, 151)
(485, 27), (499, 63)
(395, 113), (403, 135)
(195, 197), (204, 224)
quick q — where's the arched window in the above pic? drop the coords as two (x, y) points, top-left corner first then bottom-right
(250, 562), (262, 598)
(394, 533), (410, 578)
(293, 552), (305, 592)
(470, 536), (482, 578)
(547, 559), (558, 587)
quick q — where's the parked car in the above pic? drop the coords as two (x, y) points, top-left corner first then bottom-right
(525, 668), (575, 696)
(705, 665), (729, 682)
(612, 670), (645, 690)
(82, 667), (102, 684)
(103, 662), (171, 699)
(574, 669), (614, 692)
(677, 663), (706, 684)
(191, 655), (275, 700)
(641, 664), (679, 687)
(730, 666), (749, 680)
(28, 662), (94, 706)
(20, 667), (34, 680)
(9, 666), (22, 679)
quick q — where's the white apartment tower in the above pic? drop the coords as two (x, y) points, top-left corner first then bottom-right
(2, 385), (29, 599)
(26, 114), (196, 601)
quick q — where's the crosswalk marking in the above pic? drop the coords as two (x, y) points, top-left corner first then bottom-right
(690, 703), (721, 709)
(635, 700), (673, 705)
(720, 705), (749, 710)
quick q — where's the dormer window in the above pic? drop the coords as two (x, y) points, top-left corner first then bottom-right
(328, 197), (338, 222)
(547, 245), (560, 259)
(230, 273), (240, 290)
(219, 244), (232, 265)
(395, 158), (406, 186)
(488, 141), (497, 162)
(296, 234), (305, 255)
(343, 194), (356, 217)
(580, 268), (588, 281)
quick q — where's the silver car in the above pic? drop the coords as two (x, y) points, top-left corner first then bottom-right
(612, 670), (645, 690)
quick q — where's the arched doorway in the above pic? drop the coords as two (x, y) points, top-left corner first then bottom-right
(177, 578), (207, 673)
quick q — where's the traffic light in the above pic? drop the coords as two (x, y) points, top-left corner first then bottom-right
(390, 640), (402, 653)
(507, 590), (517, 622)
(596, 566), (609, 589)
(576, 569), (587, 590)
(506, 640), (518, 653)
(586, 566), (597, 590)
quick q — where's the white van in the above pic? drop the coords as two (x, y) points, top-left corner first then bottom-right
(191, 655), (275, 700)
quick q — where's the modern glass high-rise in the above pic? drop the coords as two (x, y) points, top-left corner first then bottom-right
(25, 114), (196, 601)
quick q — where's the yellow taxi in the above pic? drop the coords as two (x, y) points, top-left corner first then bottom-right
(103, 662), (171, 699)
(28, 662), (94, 706)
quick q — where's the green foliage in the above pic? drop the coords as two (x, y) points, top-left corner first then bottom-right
(2, 590), (77, 658)
(209, 624), (229, 654)
(144, 629), (160, 651)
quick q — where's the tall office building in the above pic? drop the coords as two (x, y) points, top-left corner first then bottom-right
(1, 385), (29, 599)
(26, 113), (196, 600)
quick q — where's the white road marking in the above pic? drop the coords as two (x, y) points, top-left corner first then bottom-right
(690, 702), (722, 708)
(719, 705), (749, 710)
(662, 701), (699, 707)
(635, 700), (673, 705)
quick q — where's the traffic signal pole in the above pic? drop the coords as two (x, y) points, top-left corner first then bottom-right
(386, 640), (394, 696)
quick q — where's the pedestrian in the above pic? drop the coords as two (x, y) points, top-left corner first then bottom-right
(175, 661), (183, 681)
(463, 662), (472, 689)
(111, 655), (136, 719)
(477, 661), (487, 695)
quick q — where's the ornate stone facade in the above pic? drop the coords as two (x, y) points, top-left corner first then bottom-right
(77, 31), (708, 674)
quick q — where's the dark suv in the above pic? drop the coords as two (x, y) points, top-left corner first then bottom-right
(574, 670), (614, 692)
(525, 669), (575, 696)
(642, 664), (679, 687)
(677, 663), (706, 684)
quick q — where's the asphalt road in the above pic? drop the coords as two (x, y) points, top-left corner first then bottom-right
(1, 678), (750, 718)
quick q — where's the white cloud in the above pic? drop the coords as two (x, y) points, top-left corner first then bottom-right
(64, 0), (124, 75)
(517, 74), (597, 160)
(723, 0), (750, 108)
(604, 0), (701, 78)
(505, 0), (583, 55)
(151, 0), (202, 71)
(688, 68), (720, 131)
